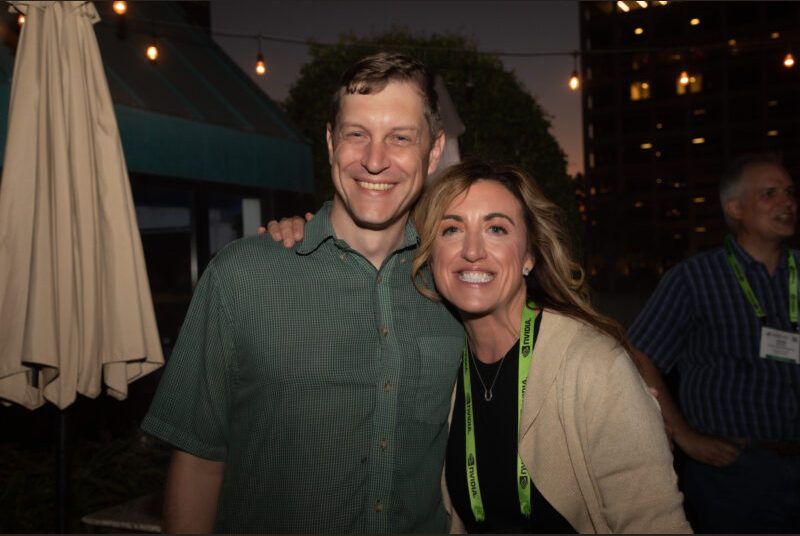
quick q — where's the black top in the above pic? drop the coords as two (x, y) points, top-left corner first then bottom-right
(446, 313), (576, 534)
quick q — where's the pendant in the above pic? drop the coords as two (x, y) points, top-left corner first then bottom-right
(484, 389), (492, 402)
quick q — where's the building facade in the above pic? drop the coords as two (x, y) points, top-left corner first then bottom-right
(579, 1), (800, 292)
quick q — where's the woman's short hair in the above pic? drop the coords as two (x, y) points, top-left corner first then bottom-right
(411, 159), (629, 349)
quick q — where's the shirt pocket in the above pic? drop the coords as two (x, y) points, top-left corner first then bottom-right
(414, 336), (463, 424)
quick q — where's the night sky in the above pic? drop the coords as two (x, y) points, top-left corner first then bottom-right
(209, 1), (582, 175)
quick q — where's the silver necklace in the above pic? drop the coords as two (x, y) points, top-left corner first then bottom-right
(468, 345), (507, 402)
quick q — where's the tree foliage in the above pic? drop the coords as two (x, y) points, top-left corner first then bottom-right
(283, 29), (581, 254)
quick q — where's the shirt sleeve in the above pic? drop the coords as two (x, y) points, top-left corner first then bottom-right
(628, 263), (693, 373)
(141, 261), (237, 461)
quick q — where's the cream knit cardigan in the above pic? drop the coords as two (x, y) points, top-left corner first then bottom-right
(443, 309), (693, 534)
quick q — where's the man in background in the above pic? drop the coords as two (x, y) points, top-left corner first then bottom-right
(630, 154), (800, 533)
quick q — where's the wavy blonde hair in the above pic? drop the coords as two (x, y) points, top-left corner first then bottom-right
(412, 160), (630, 350)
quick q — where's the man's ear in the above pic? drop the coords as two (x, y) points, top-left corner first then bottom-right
(426, 130), (446, 175)
(724, 198), (742, 223)
(326, 123), (334, 166)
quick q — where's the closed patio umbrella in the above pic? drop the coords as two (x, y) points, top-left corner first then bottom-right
(0, 1), (163, 410)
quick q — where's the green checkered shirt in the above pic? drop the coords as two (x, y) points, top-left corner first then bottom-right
(141, 202), (464, 533)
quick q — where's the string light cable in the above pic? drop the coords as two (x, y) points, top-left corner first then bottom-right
(8, 3), (796, 82)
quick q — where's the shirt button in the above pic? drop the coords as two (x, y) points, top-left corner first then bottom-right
(384, 381), (392, 392)
(399, 256), (406, 263)
(373, 501), (383, 513)
(376, 274), (383, 284)
(379, 438), (388, 450)
(339, 253), (346, 262)
(381, 326), (389, 337)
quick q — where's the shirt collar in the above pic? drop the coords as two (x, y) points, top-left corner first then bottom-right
(297, 201), (420, 255)
(726, 233), (791, 272)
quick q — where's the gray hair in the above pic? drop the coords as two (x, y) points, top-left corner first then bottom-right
(719, 153), (784, 229)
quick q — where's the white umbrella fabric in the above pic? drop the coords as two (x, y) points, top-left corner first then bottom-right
(428, 75), (466, 183)
(0, 1), (163, 411)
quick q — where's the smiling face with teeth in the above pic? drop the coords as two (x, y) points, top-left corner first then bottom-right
(726, 162), (797, 246)
(430, 180), (535, 322)
(327, 81), (444, 243)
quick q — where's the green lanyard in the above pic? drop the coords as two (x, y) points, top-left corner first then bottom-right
(724, 236), (798, 329)
(462, 303), (537, 522)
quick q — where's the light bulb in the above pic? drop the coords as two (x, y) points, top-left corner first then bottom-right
(113, 1), (127, 15)
(17, 14), (25, 26)
(146, 44), (158, 62)
(569, 72), (580, 91)
(255, 53), (267, 75)
(679, 70), (690, 86)
(784, 53), (795, 68)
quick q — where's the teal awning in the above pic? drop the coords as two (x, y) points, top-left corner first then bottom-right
(116, 105), (313, 191)
(0, 2), (313, 193)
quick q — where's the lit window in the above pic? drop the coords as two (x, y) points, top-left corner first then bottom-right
(589, 153), (595, 168)
(588, 124), (594, 139)
(655, 150), (662, 157)
(695, 226), (707, 233)
(655, 177), (663, 184)
(693, 196), (706, 204)
(692, 137), (706, 144)
(728, 38), (737, 46)
(673, 182), (682, 189)
(767, 130), (779, 137)
(634, 200), (643, 208)
(630, 81), (651, 101)
(636, 1), (648, 7)
(673, 233), (682, 240)
(617, 1), (630, 12)
(640, 142), (653, 149)
(634, 27), (644, 35)
(693, 108), (706, 116)
(768, 99), (778, 107)
(589, 186), (597, 196)
(656, 122), (663, 129)
(771, 31), (780, 39)
(690, 18), (700, 26)
(677, 73), (703, 95)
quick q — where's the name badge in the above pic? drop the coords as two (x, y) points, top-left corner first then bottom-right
(759, 326), (800, 364)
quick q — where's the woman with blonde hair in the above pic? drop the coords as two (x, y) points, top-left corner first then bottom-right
(412, 159), (690, 533)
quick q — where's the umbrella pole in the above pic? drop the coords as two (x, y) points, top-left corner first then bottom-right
(55, 408), (70, 533)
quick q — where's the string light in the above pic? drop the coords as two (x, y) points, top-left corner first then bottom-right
(17, 13), (24, 26)
(112, 1), (127, 15)
(568, 51), (580, 90)
(146, 44), (158, 61)
(255, 36), (267, 75)
(88, 13), (800, 94)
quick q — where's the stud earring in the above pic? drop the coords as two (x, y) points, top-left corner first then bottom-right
(522, 267), (531, 276)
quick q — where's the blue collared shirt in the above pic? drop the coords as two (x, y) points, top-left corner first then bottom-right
(629, 236), (800, 441)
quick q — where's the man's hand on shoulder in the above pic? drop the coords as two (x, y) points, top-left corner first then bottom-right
(257, 212), (313, 248)
(673, 426), (740, 467)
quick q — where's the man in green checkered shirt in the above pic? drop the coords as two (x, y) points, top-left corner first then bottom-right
(141, 52), (464, 533)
